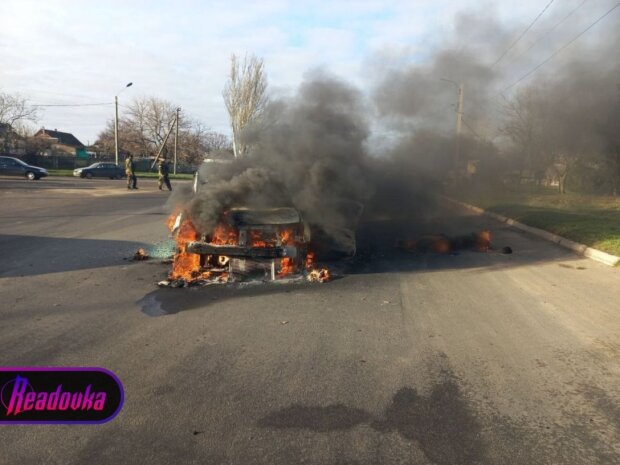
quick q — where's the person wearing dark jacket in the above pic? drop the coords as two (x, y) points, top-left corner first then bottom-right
(158, 160), (172, 191)
(125, 154), (138, 189)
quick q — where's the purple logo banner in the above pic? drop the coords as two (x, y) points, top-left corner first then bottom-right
(0, 367), (123, 424)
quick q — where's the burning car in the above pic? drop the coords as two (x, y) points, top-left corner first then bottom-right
(166, 206), (328, 285)
(162, 159), (363, 286)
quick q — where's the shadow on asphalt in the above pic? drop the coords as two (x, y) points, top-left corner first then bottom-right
(0, 177), (118, 189)
(257, 367), (486, 465)
(0, 234), (151, 278)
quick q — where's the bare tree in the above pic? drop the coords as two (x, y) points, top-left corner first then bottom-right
(96, 96), (230, 166)
(0, 92), (38, 153)
(499, 88), (554, 184)
(0, 92), (38, 127)
(223, 53), (268, 157)
(203, 129), (233, 153)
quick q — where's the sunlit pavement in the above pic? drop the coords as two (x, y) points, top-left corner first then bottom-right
(1, 178), (618, 465)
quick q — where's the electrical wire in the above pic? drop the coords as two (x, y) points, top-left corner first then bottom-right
(509, 0), (588, 65)
(461, 117), (484, 140)
(30, 102), (112, 107)
(491, 0), (556, 68)
(502, 2), (620, 92)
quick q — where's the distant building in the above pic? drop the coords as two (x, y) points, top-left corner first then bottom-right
(34, 128), (84, 155)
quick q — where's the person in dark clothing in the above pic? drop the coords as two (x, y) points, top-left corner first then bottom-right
(158, 160), (172, 191)
(125, 154), (138, 189)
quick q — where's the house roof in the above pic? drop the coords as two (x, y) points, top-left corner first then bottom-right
(35, 128), (84, 147)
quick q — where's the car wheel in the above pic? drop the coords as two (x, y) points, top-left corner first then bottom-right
(85, 172), (93, 179)
(115, 173), (123, 180)
(25, 171), (36, 180)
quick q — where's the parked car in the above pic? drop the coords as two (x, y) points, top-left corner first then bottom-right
(73, 163), (125, 179)
(0, 156), (48, 180)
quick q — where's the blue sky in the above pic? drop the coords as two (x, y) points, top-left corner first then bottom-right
(0, 0), (596, 144)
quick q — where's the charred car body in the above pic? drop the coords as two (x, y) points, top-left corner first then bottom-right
(186, 207), (309, 281)
(165, 163), (362, 284)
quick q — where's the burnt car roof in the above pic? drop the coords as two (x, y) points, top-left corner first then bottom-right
(228, 207), (301, 226)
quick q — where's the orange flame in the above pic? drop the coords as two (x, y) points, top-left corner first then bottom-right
(211, 224), (238, 245)
(167, 211), (323, 284)
(166, 208), (183, 231)
(278, 257), (295, 277)
(279, 228), (293, 245)
(308, 268), (330, 283)
(169, 218), (201, 281)
(250, 230), (269, 248)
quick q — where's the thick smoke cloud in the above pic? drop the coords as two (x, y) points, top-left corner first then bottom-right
(170, 1), (620, 241)
(372, 1), (620, 139)
(172, 72), (372, 245)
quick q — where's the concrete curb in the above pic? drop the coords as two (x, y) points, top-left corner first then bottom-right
(442, 196), (620, 267)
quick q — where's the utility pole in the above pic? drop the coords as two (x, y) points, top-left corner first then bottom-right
(114, 96), (119, 166)
(455, 83), (464, 174)
(440, 78), (464, 176)
(150, 117), (177, 170)
(174, 108), (180, 175)
(114, 82), (133, 166)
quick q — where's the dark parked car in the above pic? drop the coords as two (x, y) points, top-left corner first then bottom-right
(73, 162), (125, 179)
(0, 156), (48, 180)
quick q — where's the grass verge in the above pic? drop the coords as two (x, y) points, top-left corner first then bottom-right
(459, 186), (620, 257)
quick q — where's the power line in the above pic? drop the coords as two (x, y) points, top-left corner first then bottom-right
(510, 0), (588, 65)
(461, 116), (484, 140)
(503, 2), (620, 92)
(30, 102), (112, 107)
(492, 0), (556, 68)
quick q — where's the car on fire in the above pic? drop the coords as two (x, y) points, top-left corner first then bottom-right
(185, 207), (310, 280)
(189, 161), (362, 261)
(73, 162), (125, 179)
(163, 159), (363, 284)
(0, 156), (48, 180)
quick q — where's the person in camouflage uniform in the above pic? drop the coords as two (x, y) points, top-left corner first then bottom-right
(158, 159), (172, 191)
(125, 154), (138, 190)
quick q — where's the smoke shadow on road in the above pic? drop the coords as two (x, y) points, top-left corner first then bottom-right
(257, 371), (486, 465)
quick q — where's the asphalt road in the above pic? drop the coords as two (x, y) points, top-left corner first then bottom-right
(0, 177), (618, 465)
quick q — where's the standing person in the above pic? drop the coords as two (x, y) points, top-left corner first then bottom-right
(158, 159), (172, 191)
(125, 154), (138, 190)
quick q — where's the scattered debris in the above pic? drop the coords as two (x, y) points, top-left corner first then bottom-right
(307, 268), (330, 283)
(132, 248), (149, 261)
(398, 230), (514, 255)
(280, 320), (289, 325)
